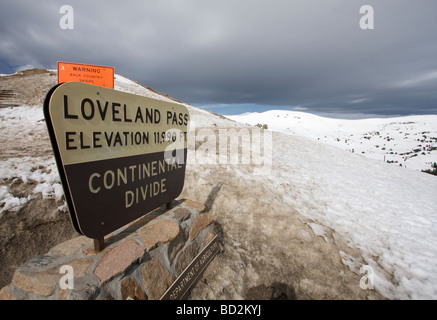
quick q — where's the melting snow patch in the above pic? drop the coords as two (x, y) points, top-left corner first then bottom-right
(0, 156), (64, 210)
(307, 222), (329, 242)
(339, 250), (362, 274)
(0, 186), (30, 214)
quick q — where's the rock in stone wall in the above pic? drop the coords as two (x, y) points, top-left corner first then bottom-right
(0, 199), (222, 300)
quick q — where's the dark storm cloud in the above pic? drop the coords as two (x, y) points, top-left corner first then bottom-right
(0, 0), (436, 115)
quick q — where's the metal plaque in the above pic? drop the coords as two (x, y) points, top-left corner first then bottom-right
(161, 235), (220, 300)
(57, 61), (115, 88)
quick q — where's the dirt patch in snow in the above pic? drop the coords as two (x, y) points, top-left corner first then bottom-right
(179, 148), (385, 299)
(0, 195), (79, 287)
(0, 69), (57, 107)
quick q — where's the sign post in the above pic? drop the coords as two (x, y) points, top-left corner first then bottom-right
(44, 82), (189, 249)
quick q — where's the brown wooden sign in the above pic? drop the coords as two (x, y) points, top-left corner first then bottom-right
(161, 235), (220, 300)
(44, 82), (189, 239)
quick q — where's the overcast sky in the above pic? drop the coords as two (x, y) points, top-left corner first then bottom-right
(0, 0), (436, 116)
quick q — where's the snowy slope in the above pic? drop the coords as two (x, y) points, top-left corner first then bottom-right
(181, 126), (437, 299)
(115, 74), (238, 128)
(227, 110), (437, 172)
(1, 71), (436, 299)
(267, 133), (437, 299)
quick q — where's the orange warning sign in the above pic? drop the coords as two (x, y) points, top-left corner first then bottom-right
(57, 61), (114, 89)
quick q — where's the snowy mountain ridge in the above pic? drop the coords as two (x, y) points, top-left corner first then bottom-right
(227, 110), (437, 173)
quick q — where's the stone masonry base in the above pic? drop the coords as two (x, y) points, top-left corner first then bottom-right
(0, 199), (222, 300)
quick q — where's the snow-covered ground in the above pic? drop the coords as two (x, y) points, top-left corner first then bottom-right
(267, 133), (437, 299)
(227, 110), (437, 172)
(221, 110), (437, 298)
(1, 71), (436, 299)
(0, 106), (62, 214)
